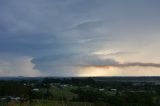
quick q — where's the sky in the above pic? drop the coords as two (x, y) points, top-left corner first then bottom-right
(0, 0), (160, 76)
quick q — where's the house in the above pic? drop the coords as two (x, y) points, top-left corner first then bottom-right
(99, 89), (105, 91)
(110, 89), (117, 91)
(32, 88), (39, 92)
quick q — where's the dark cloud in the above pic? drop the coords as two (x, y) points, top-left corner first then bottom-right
(114, 63), (160, 68)
(81, 59), (160, 68)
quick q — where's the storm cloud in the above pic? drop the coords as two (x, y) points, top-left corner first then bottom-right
(0, 0), (160, 76)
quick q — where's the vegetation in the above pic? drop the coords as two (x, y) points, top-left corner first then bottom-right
(0, 77), (160, 106)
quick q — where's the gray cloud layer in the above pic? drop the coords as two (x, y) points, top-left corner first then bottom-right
(81, 59), (160, 68)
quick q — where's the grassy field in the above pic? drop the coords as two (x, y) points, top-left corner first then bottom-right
(49, 85), (77, 101)
(0, 100), (93, 106)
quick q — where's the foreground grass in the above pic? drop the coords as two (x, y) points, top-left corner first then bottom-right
(0, 100), (93, 106)
(49, 85), (77, 101)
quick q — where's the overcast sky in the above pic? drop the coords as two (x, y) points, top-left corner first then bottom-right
(0, 0), (160, 76)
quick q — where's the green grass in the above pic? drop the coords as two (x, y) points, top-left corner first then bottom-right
(49, 85), (77, 101)
(0, 100), (93, 106)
